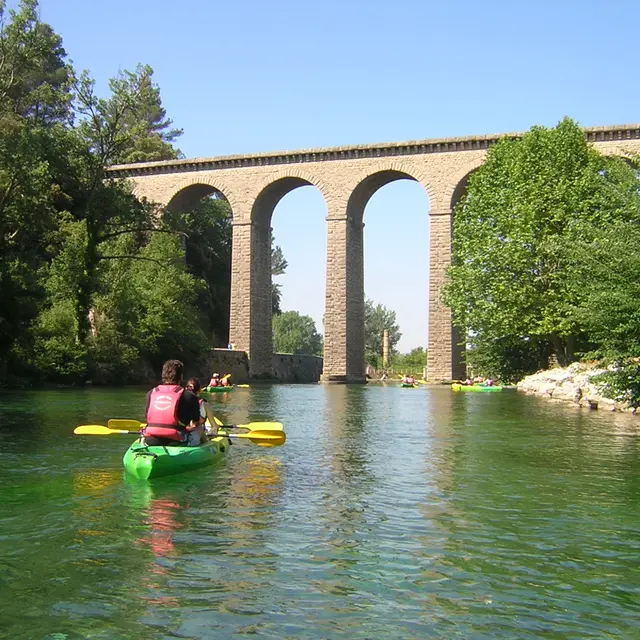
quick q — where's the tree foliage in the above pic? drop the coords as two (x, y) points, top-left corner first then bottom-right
(364, 298), (401, 367)
(271, 241), (287, 315)
(443, 117), (640, 373)
(165, 195), (232, 346)
(391, 347), (426, 377)
(0, 0), (226, 385)
(273, 311), (323, 356)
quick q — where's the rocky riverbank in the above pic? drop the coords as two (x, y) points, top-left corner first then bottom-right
(517, 362), (636, 413)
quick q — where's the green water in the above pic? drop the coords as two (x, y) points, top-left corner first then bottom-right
(1, 385), (639, 639)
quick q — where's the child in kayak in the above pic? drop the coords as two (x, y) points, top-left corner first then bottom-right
(186, 377), (218, 436)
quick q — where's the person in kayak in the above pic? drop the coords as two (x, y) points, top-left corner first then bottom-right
(186, 377), (218, 436)
(220, 374), (231, 388)
(208, 372), (220, 388)
(143, 359), (206, 446)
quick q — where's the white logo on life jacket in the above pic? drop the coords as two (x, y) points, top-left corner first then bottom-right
(153, 394), (173, 411)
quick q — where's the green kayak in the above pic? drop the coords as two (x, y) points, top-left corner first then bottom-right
(401, 383), (416, 388)
(203, 385), (233, 396)
(452, 383), (502, 392)
(123, 435), (230, 480)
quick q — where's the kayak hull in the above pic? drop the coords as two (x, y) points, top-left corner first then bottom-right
(123, 436), (230, 480)
(204, 386), (233, 392)
(452, 384), (503, 392)
(401, 383), (416, 388)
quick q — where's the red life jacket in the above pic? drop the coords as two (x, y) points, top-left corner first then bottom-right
(145, 384), (185, 441)
(209, 378), (219, 387)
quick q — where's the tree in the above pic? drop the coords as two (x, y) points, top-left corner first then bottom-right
(106, 64), (183, 164)
(273, 311), (323, 355)
(0, 0), (74, 372)
(271, 241), (288, 314)
(54, 61), (184, 350)
(364, 298), (401, 367)
(442, 117), (640, 369)
(392, 346), (426, 376)
(564, 219), (640, 407)
(164, 195), (232, 346)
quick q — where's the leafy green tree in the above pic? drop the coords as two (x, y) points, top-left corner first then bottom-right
(392, 347), (427, 376)
(443, 117), (640, 368)
(271, 241), (288, 314)
(364, 298), (401, 366)
(565, 220), (640, 406)
(466, 335), (552, 383)
(273, 311), (323, 355)
(0, 0), (74, 373)
(52, 60), (184, 350)
(164, 195), (232, 346)
(106, 64), (183, 164)
(567, 220), (640, 360)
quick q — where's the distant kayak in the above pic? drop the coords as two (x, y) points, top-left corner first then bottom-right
(401, 383), (417, 388)
(452, 384), (503, 392)
(202, 386), (233, 400)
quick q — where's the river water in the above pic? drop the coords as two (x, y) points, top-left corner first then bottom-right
(0, 384), (638, 639)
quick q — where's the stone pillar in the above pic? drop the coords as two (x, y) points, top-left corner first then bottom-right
(229, 218), (273, 378)
(427, 208), (463, 381)
(322, 209), (366, 383)
(382, 329), (389, 368)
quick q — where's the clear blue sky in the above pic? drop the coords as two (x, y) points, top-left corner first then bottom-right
(34, 0), (640, 351)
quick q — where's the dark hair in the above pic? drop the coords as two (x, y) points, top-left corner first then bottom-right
(161, 359), (183, 384)
(185, 377), (201, 393)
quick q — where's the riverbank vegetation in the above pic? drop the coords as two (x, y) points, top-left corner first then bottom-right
(0, 0), (232, 385)
(443, 118), (640, 406)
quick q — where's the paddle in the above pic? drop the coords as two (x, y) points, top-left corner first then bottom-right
(107, 418), (284, 432)
(74, 424), (286, 447)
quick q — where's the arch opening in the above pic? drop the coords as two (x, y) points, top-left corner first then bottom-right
(251, 177), (314, 227)
(245, 177), (328, 376)
(167, 183), (229, 213)
(270, 185), (327, 357)
(164, 184), (233, 349)
(351, 170), (432, 378)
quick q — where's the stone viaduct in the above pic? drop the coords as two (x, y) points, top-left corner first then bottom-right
(107, 124), (640, 382)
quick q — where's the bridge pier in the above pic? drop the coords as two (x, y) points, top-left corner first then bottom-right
(427, 208), (465, 381)
(322, 209), (366, 383)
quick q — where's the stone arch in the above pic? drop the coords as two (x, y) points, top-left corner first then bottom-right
(444, 156), (486, 212)
(250, 169), (331, 225)
(346, 163), (434, 221)
(164, 175), (239, 214)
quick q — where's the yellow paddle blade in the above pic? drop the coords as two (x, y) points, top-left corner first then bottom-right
(211, 416), (283, 432)
(236, 421), (284, 432)
(236, 384), (250, 388)
(74, 425), (136, 435)
(224, 431), (286, 447)
(108, 419), (143, 430)
(222, 373), (231, 380)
